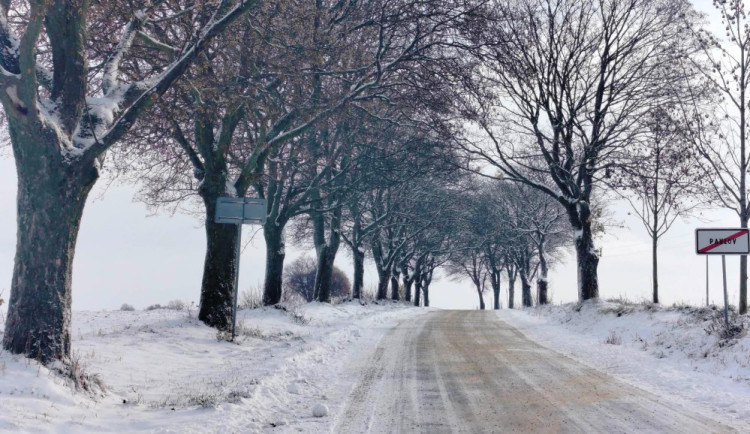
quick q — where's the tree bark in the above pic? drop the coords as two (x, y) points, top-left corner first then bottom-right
(262, 224), (285, 305)
(652, 233), (659, 304)
(476, 283), (486, 310)
(390, 274), (400, 301)
(376, 268), (389, 300)
(740, 55), (747, 315)
(507, 268), (516, 309)
(521, 273), (532, 307)
(198, 193), (239, 330)
(422, 283), (430, 307)
(572, 211), (599, 301)
(372, 243), (389, 300)
(537, 244), (549, 305)
(3, 147), (98, 364)
(403, 272), (413, 302)
(311, 205), (341, 303)
(413, 278), (422, 306)
(351, 245), (365, 299)
(313, 246), (336, 303)
(491, 269), (501, 310)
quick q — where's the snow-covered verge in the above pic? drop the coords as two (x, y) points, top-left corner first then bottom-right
(0, 301), (429, 433)
(499, 300), (750, 429)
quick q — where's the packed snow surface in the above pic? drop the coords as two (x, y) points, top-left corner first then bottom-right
(0, 301), (428, 433)
(499, 300), (750, 428)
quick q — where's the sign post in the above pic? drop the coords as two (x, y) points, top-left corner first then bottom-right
(695, 228), (750, 326)
(215, 197), (267, 340)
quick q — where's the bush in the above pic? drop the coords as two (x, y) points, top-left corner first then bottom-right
(120, 303), (135, 311)
(604, 330), (622, 345)
(239, 286), (263, 309)
(145, 304), (162, 311)
(283, 256), (350, 301)
(167, 300), (186, 311)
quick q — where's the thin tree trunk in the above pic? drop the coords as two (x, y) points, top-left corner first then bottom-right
(262, 224), (285, 306)
(476, 282), (486, 310)
(3, 153), (97, 363)
(492, 270), (501, 310)
(652, 150), (660, 305)
(198, 193), (239, 330)
(422, 283), (430, 307)
(351, 245), (365, 299)
(414, 278), (422, 306)
(507, 268), (516, 309)
(652, 234), (659, 304)
(740, 57), (748, 315)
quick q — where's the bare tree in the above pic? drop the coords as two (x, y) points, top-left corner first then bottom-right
(613, 107), (705, 303)
(684, 2), (750, 313)
(0, 0), (260, 363)
(462, 0), (697, 303)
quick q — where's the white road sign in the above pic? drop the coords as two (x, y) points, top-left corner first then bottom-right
(695, 228), (750, 255)
(215, 197), (267, 225)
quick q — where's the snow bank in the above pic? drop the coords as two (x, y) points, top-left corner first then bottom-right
(500, 300), (750, 428)
(0, 300), (427, 432)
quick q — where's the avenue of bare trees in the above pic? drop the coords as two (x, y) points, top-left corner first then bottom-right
(1, 0), (748, 368)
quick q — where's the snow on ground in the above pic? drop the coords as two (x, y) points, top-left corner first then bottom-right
(500, 300), (750, 429)
(0, 301), (430, 433)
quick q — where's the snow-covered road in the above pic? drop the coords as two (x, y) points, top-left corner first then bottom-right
(333, 310), (736, 433)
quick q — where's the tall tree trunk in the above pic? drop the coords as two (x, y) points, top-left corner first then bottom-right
(311, 205), (342, 303)
(403, 272), (413, 302)
(422, 283), (430, 307)
(491, 269), (501, 310)
(3, 149), (98, 364)
(262, 224), (285, 305)
(651, 152), (660, 305)
(313, 246), (336, 303)
(372, 242), (389, 300)
(376, 267), (389, 300)
(571, 210), (599, 301)
(521, 273), (532, 307)
(414, 278), (422, 306)
(390, 274), (400, 301)
(652, 234), (659, 305)
(476, 282), (486, 310)
(351, 245), (365, 299)
(537, 244), (549, 306)
(740, 60), (748, 315)
(507, 268), (516, 309)
(198, 192), (239, 330)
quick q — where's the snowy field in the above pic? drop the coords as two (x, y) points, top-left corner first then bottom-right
(501, 300), (750, 430)
(0, 301), (430, 433)
(3, 299), (750, 432)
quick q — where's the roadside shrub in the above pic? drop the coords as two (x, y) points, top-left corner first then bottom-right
(120, 303), (135, 311)
(167, 300), (186, 311)
(283, 256), (350, 301)
(604, 330), (622, 345)
(239, 286), (263, 309)
(145, 304), (162, 311)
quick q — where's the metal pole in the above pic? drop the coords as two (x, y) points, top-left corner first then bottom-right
(722, 255), (729, 327)
(231, 223), (242, 341)
(706, 255), (709, 307)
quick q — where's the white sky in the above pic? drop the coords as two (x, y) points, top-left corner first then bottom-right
(0, 0), (742, 312)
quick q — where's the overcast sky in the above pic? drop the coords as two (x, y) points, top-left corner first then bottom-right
(0, 0), (741, 312)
